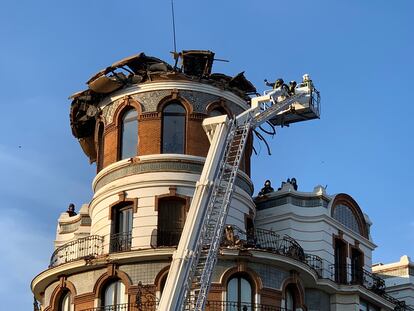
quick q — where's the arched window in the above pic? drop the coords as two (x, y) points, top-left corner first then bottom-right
(59, 291), (73, 311)
(227, 274), (253, 310)
(102, 280), (126, 308)
(157, 198), (186, 246)
(332, 204), (361, 234)
(120, 108), (138, 160)
(284, 285), (296, 311)
(110, 203), (133, 252)
(209, 106), (227, 117)
(162, 102), (186, 154)
(160, 274), (168, 296)
(97, 122), (105, 171)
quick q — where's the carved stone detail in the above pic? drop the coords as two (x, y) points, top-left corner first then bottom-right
(102, 98), (124, 125)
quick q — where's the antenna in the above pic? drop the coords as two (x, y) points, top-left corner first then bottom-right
(171, 0), (177, 53)
(170, 0), (179, 68)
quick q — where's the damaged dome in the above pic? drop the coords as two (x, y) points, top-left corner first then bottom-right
(69, 50), (256, 162)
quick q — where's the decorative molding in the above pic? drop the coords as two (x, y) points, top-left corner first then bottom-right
(154, 188), (190, 212)
(256, 194), (329, 210)
(108, 192), (139, 219)
(94, 159), (253, 195)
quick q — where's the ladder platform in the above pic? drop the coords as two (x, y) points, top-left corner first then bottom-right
(268, 86), (320, 126)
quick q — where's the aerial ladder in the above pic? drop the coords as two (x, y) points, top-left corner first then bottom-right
(157, 76), (320, 311)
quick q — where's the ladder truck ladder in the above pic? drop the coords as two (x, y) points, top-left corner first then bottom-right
(158, 83), (318, 311)
(186, 117), (251, 311)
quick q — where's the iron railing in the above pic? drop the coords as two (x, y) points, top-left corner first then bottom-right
(205, 301), (289, 311)
(304, 254), (323, 276)
(220, 226), (411, 308)
(109, 232), (132, 253)
(81, 303), (137, 311)
(80, 301), (289, 311)
(49, 235), (103, 267)
(223, 226), (305, 262)
(327, 264), (385, 293)
(156, 229), (182, 247)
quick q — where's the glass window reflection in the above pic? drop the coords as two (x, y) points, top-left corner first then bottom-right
(120, 109), (138, 160)
(162, 102), (186, 154)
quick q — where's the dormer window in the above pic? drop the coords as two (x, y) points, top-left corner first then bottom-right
(330, 194), (368, 238)
(333, 204), (361, 234)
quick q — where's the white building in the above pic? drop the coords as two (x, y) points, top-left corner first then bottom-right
(373, 256), (414, 309)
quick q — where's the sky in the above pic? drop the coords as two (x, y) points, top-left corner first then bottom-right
(0, 0), (413, 309)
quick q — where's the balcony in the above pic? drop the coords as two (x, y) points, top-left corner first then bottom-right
(80, 301), (289, 311)
(327, 264), (385, 294)
(222, 226), (306, 262)
(205, 301), (289, 311)
(220, 227), (393, 303)
(156, 229), (182, 247)
(109, 232), (132, 253)
(49, 235), (103, 267)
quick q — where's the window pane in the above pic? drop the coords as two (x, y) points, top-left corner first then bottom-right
(97, 122), (105, 171)
(240, 278), (251, 303)
(209, 108), (226, 117)
(120, 208), (133, 233)
(164, 103), (185, 113)
(162, 103), (185, 154)
(158, 199), (185, 246)
(104, 282), (115, 306)
(104, 281), (126, 306)
(286, 289), (294, 310)
(227, 278), (238, 302)
(333, 204), (360, 234)
(116, 282), (126, 304)
(121, 109), (138, 159)
(60, 292), (71, 311)
(359, 300), (368, 311)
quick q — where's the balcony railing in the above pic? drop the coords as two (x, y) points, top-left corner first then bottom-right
(205, 301), (289, 311)
(223, 226), (305, 262)
(80, 301), (289, 311)
(156, 229), (182, 247)
(326, 264), (385, 293)
(109, 232), (132, 253)
(220, 226), (409, 307)
(49, 235), (103, 267)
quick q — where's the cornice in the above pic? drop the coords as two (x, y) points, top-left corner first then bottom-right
(98, 81), (249, 111)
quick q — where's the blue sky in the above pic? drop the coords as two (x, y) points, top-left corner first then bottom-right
(0, 0), (413, 309)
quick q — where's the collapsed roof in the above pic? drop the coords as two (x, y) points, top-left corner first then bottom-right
(69, 50), (256, 162)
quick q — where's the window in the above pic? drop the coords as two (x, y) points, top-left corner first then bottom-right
(351, 248), (363, 285)
(120, 108), (138, 160)
(334, 238), (347, 284)
(110, 204), (133, 252)
(285, 285), (296, 311)
(227, 274), (253, 310)
(162, 102), (186, 153)
(157, 198), (186, 246)
(97, 122), (105, 171)
(359, 299), (380, 311)
(102, 280), (126, 309)
(209, 107), (227, 117)
(59, 291), (73, 311)
(333, 204), (361, 234)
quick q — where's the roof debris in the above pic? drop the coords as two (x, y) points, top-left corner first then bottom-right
(69, 50), (257, 162)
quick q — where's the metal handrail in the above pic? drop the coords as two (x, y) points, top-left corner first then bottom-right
(49, 235), (103, 267)
(80, 301), (290, 311)
(109, 231), (132, 253)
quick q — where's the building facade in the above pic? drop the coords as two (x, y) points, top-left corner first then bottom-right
(373, 256), (414, 309)
(31, 51), (412, 311)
